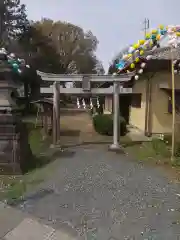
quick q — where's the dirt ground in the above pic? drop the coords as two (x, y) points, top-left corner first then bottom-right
(60, 109), (112, 146)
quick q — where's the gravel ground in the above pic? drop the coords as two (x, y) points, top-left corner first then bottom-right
(17, 145), (180, 240)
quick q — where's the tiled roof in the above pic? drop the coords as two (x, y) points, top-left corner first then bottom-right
(145, 44), (180, 60)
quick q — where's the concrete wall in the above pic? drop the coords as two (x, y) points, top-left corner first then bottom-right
(129, 80), (146, 131)
(151, 73), (180, 134)
(130, 72), (180, 134)
(104, 96), (112, 114)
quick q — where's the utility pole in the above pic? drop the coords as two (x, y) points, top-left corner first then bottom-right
(142, 18), (150, 38)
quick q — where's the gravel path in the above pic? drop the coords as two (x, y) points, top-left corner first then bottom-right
(17, 145), (180, 239)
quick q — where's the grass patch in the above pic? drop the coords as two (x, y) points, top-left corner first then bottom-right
(0, 158), (59, 204)
(125, 138), (174, 165)
(28, 126), (50, 155)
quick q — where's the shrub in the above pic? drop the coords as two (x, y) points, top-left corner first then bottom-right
(162, 134), (180, 157)
(93, 114), (127, 136)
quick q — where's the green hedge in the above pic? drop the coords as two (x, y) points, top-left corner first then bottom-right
(93, 114), (127, 136)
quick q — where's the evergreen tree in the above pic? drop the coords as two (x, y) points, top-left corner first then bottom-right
(0, 0), (29, 45)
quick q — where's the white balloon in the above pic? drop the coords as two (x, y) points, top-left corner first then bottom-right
(167, 25), (175, 33)
(152, 45), (157, 51)
(10, 53), (15, 58)
(146, 55), (152, 60)
(141, 63), (146, 68)
(128, 46), (134, 54)
(144, 40), (150, 47)
(138, 69), (143, 74)
(122, 54), (128, 60)
(0, 48), (7, 54)
(135, 75), (139, 80)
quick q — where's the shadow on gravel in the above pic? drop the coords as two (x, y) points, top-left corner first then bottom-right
(9, 188), (55, 207)
(60, 129), (80, 137)
(61, 142), (112, 149)
(51, 149), (76, 159)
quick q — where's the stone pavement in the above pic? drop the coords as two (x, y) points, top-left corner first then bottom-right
(11, 145), (180, 240)
(0, 202), (76, 240)
(127, 125), (152, 142)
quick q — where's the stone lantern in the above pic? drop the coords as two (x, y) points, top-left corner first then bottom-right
(0, 50), (32, 174)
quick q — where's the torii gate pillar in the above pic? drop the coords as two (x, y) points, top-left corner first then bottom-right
(52, 82), (60, 146)
(109, 81), (123, 152)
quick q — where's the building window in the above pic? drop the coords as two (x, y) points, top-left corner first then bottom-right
(168, 92), (180, 113)
(168, 97), (172, 113)
(131, 94), (142, 108)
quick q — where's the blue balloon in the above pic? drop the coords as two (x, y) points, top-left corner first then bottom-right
(12, 63), (19, 69)
(160, 30), (166, 35)
(8, 59), (15, 64)
(116, 60), (125, 70)
(151, 34), (156, 40)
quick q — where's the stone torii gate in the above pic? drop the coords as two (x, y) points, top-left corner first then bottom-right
(37, 71), (134, 150)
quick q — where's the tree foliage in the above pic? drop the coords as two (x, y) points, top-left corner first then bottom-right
(25, 18), (104, 74)
(0, 1), (104, 75)
(1, 3), (105, 110)
(19, 25), (64, 74)
(0, 0), (29, 45)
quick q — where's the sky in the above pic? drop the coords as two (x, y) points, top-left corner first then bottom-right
(21, 0), (180, 72)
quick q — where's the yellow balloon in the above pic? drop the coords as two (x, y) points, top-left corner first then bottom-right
(135, 57), (140, 63)
(140, 50), (144, 55)
(152, 29), (158, 34)
(149, 40), (153, 46)
(156, 34), (161, 40)
(130, 63), (135, 69)
(127, 54), (132, 58)
(159, 25), (164, 30)
(133, 43), (140, 49)
(139, 39), (145, 45)
(145, 33), (151, 39)
(176, 32), (180, 37)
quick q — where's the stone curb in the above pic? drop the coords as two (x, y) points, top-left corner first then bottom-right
(0, 202), (77, 240)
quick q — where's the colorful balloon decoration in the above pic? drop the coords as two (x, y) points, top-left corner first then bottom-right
(0, 47), (30, 74)
(114, 24), (180, 80)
